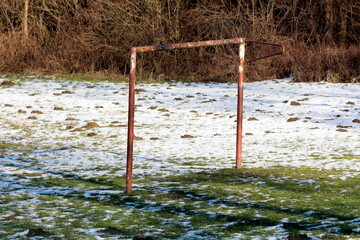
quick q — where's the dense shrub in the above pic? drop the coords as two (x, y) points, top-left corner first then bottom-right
(0, 0), (359, 82)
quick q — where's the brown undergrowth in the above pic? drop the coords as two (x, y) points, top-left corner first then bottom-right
(0, 0), (359, 82)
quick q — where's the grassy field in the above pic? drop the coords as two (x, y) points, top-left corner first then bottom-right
(0, 76), (359, 239)
(1, 159), (360, 239)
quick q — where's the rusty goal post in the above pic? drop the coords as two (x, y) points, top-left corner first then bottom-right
(126, 38), (284, 194)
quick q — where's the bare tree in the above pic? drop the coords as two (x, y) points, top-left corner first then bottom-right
(23, 0), (29, 39)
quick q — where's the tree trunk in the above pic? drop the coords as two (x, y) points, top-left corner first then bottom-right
(339, 4), (348, 45)
(23, 0), (29, 39)
(324, 0), (334, 42)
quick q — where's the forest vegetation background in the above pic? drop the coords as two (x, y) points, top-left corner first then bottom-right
(0, 0), (359, 82)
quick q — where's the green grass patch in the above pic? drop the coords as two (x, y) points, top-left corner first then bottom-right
(1, 72), (129, 84)
(0, 166), (359, 239)
(0, 141), (37, 158)
(0, 141), (28, 151)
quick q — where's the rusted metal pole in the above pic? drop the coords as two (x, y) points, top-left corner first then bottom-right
(134, 38), (244, 53)
(125, 38), (284, 194)
(126, 47), (136, 194)
(236, 41), (245, 169)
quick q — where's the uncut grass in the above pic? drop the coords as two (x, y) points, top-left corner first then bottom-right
(1, 166), (359, 239)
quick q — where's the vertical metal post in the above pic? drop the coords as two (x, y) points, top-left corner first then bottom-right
(126, 48), (136, 194)
(236, 40), (245, 168)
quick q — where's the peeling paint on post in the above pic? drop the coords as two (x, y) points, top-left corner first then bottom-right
(125, 38), (284, 194)
(126, 47), (136, 194)
(236, 41), (245, 169)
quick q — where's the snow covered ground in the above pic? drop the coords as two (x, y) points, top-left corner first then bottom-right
(0, 76), (359, 239)
(0, 77), (359, 178)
